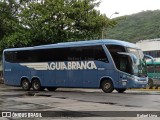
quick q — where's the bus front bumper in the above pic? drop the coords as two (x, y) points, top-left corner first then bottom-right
(129, 76), (148, 88)
(116, 76), (148, 89)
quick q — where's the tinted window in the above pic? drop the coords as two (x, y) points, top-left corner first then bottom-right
(69, 46), (108, 62)
(106, 45), (126, 69)
(4, 45), (108, 63)
(147, 65), (154, 73)
(144, 50), (160, 58)
(106, 45), (126, 53)
(155, 65), (160, 72)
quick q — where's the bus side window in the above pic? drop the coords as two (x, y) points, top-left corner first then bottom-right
(95, 46), (109, 62)
(69, 45), (109, 62)
(83, 46), (109, 62)
(106, 45), (126, 70)
(4, 46), (109, 63)
(147, 65), (154, 73)
(155, 65), (160, 73)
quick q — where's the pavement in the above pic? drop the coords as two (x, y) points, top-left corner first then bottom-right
(0, 84), (160, 120)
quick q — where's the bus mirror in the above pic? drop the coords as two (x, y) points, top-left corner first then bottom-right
(130, 54), (138, 64)
(144, 54), (154, 63)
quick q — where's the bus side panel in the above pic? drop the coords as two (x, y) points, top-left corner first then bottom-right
(41, 71), (56, 87)
(42, 70), (67, 87)
(68, 70), (83, 87)
(83, 69), (98, 88)
(4, 70), (20, 86)
(55, 70), (67, 87)
(3, 63), (28, 86)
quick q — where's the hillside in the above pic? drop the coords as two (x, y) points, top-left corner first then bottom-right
(106, 10), (160, 42)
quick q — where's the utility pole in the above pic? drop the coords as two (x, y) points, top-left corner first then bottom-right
(101, 12), (119, 39)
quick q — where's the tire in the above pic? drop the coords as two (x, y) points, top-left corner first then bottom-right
(115, 88), (126, 93)
(155, 86), (158, 89)
(47, 87), (57, 91)
(101, 80), (114, 93)
(21, 79), (31, 91)
(32, 79), (41, 91)
(148, 79), (153, 89)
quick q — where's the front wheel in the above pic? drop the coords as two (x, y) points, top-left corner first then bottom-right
(155, 86), (158, 89)
(101, 80), (114, 93)
(21, 79), (31, 91)
(148, 79), (153, 89)
(32, 79), (41, 91)
(115, 88), (126, 93)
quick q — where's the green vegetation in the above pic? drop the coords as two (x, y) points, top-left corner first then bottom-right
(0, 0), (116, 52)
(106, 10), (160, 42)
(2, 1), (159, 52)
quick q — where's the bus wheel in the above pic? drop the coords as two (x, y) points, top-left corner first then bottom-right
(148, 79), (153, 89)
(32, 79), (41, 91)
(155, 86), (158, 89)
(21, 79), (31, 91)
(47, 87), (57, 91)
(115, 88), (126, 93)
(101, 80), (114, 93)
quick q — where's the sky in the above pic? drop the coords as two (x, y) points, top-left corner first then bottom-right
(97, 0), (160, 18)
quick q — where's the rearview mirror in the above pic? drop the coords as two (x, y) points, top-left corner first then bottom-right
(144, 54), (154, 63)
(130, 54), (138, 64)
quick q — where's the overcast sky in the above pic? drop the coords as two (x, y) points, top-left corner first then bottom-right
(97, 0), (160, 18)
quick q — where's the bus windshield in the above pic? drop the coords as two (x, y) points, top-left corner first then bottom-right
(127, 48), (144, 59)
(107, 45), (133, 75)
(127, 48), (147, 77)
(106, 45), (147, 77)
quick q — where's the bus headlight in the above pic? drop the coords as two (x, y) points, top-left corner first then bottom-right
(127, 75), (139, 81)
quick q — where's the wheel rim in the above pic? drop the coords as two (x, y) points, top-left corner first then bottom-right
(22, 79), (30, 90)
(34, 81), (39, 90)
(22, 80), (29, 89)
(148, 80), (153, 87)
(32, 80), (41, 90)
(104, 82), (111, 90)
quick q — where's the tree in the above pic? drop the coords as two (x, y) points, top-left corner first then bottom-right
(19, 0), (115, 45)
(0, 0), (30, 51)
(0, 0), (117, 51)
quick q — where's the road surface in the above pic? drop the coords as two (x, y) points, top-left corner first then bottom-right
(0, 84), (160, 120)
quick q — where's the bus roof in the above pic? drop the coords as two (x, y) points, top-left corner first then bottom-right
(3, 39), (140, 51)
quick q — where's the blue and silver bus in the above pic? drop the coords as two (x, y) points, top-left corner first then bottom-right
(2, 39), (148, 93)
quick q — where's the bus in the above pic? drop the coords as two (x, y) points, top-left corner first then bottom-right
(3, 39), (148, 93)
(136, 39), (160, 88)
(146, 62), (160, 89)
